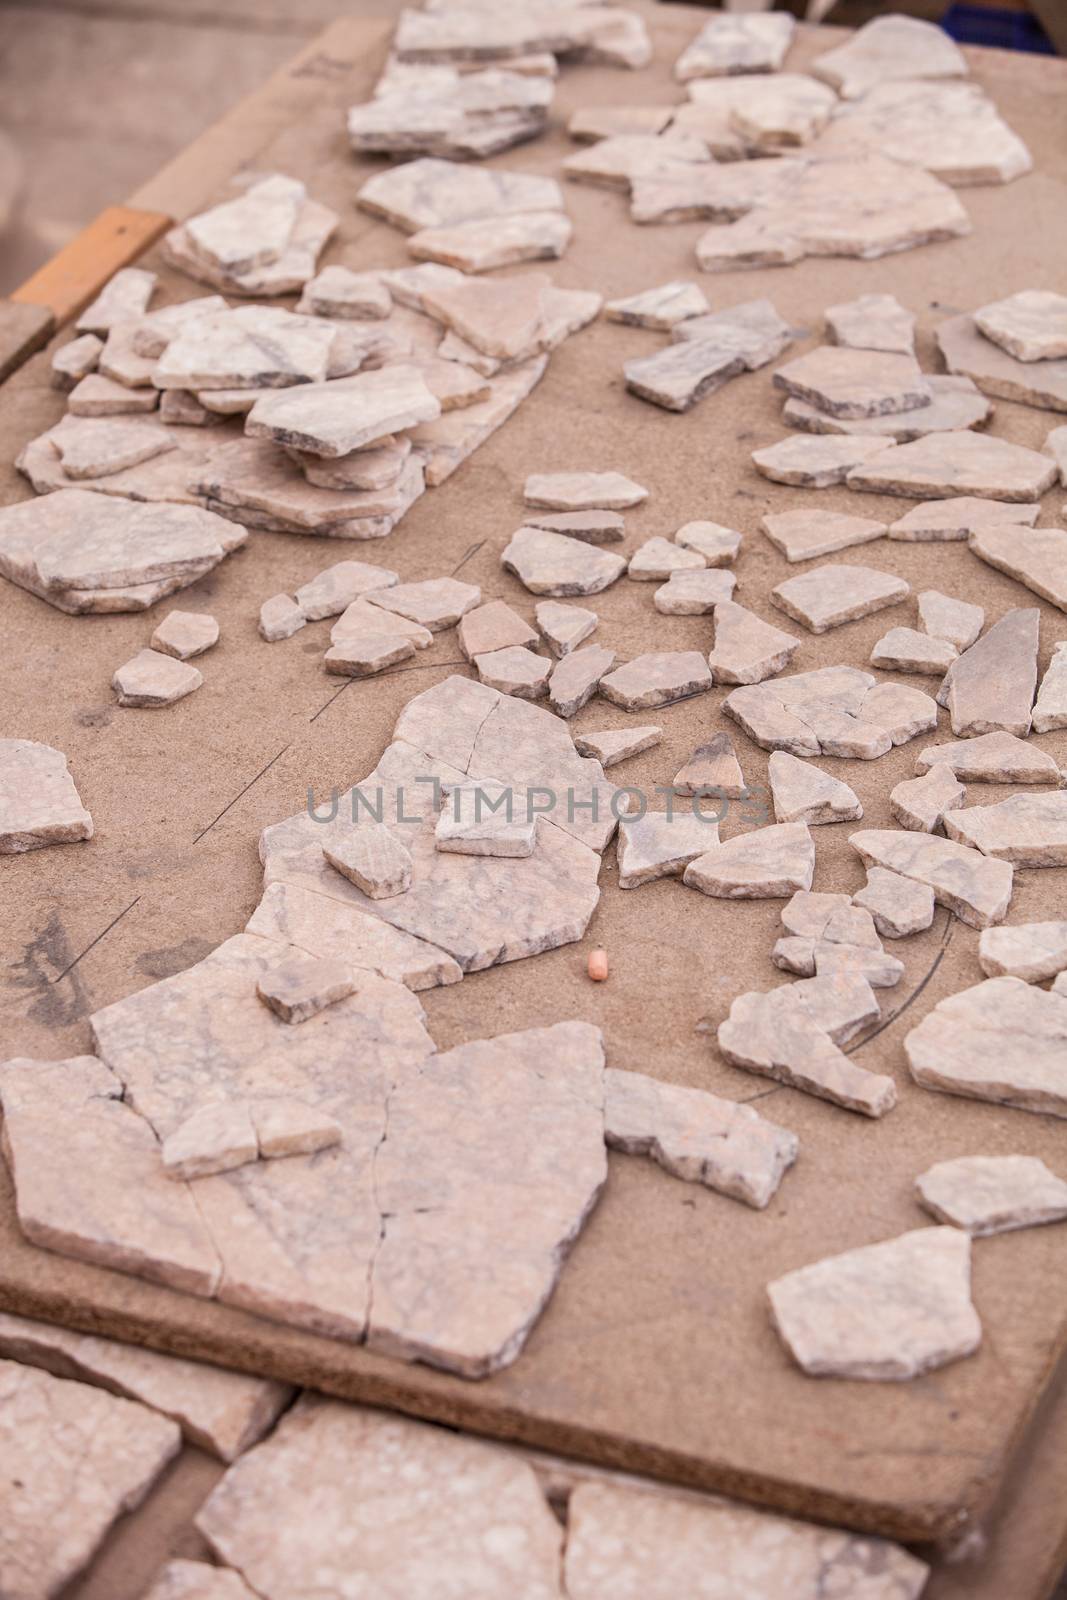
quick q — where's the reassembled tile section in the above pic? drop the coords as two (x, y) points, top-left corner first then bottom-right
(849, 830), (1012, 928)
(724, 666), (937, 760)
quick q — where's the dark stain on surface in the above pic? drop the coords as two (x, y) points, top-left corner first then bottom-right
(135, 936), (217, 979)
(7, 911), (92, 1026)
(72, 706), (114, 729)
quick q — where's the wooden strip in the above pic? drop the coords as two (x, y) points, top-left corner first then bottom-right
(10, 204), (172, 328)
(0, 300), (54, 384)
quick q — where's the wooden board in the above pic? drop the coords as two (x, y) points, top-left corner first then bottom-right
(2, 4), (1067, 1563)
(11, 204), (172, 326)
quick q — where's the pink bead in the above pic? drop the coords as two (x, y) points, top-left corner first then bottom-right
(587, 947), (608, 982)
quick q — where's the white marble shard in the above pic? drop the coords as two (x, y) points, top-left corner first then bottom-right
(409, 210), (572, 273)
(360, 158), (563, 234)
(53, 416), (175, 481)
(654, 567), (737, 616)
(256, 953), (357, 1025)
(563, 131), (711, 194)
(162, 1102), (260, 1181)
(826, 293), (915, 355)
(502, 526), (627, 596)
(599, 651), (713, 710)
(938, 608), (1039, 738)
(628, 535), (705, 582)
(890, 495), (1037, 543)
(617, 810), (719, 889)
(706, 601), (799, 686)
(604, 280), (709, 330)
(812, 14), (967, 99)
(683, 821), (815, 899)
(348, 68), (553, 160)
(917, 588), (984, 651)
(604, 1067), (796, 1209)
(367, 575), (481, 631)
(671, 298), (794, 370)
(917, 1155), (1067, 1237)
(165, 195), (338, 298)
(976, 290), (1067, 363)
(324, 820), (414, 900)
(68, 372), (159, 416)
(853, 866), (935, 938)
(848, 430), (1058, 501)
(979, 921), (1067, 983)
(113, 649), (203, 708)
(762, 509), (886, 563)
(478, 644), (553, 701)
(917, 731), (1060, 785)
(772, 563), (909, 634)
(905, 975), (1067, 1117)
(937, 311), (1067, 413)
(458, 599), (537, 661)
(1035, 641), (1067, 733)
(673, 732), (746, 799)
(969, 525), (1067, 615)
(151, 609), (219, 660)
(436, 780), (539, 857)
(870, 627), (957, 676)
(548, 644), (616, 718)
(331, 599), (432, 652)
(574, 725), (661, 768)
(889, 765), (966, 836)
(51, 332), (104, 390)
(184, 175), (305, 277)
(783, 374), (992, 442)
(769, 1226), (979, 1380)
(535, 600), (598, 657)
(773, 346), (931, 420)
(728, 75), (837, 151)
(246, 367), (440, 457)
(259, 594), (306, 643)
(849, 829), (1012, 928)
(0, 739), (93, 854)
(153, 306), (335, 391)
(768, 752), (862, 826)
(944, 791), (1067, 866)
(421, 270), (551, 360)
(674, 519), (741, 565)
(752, 434), (892, 489)
(625, 337), (744, 412)
(297, 265), (391, 321)
(295, 560), (397, 621)
(675, 11), (794, 80)
(717, 973), (893, 1118)
(524, 469), (648, 511)
(76, 266), (156, 334)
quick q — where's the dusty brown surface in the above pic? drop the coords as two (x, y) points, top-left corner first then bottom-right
(2, 6), (1067, 1588)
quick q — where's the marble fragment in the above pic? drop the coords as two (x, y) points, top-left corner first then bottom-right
(628, 536), (704, 582)
(502, 526), (626, 597)
(299, 437), (412, 493)
(421, 271), (550, 361)
(944, 791), (1067, 866)
(782, 374), (992, 442)
(524, 470), (647, 511)
(113, 649), (203, 707)
(574, 725), (661, 768)
(534, 599), (598, 657)
(811, 80), (1031, 187)
(184, 175), (305, 276)
(1034, 641), (1067, 733)
(673, 732), (746, 799)
(143, 1561), (259, 1600)
(366, 575), (480, 632)
(294, 560), (397, 621)
(653, 568), (737, 615)
(976, 290), (1067, 364)
(458, 600), (536, 661)
(917, 731), (1060, 785)
(889, 765), (966, 835)
(359, 158), (563, 234)
(969, 525), (1067, 615)
(826, 293), (915, 355)
(707, 601), (799, 685)
(937, 313), (1067, 413)
(938, 608), (1039, 737)
(671, 298), (794, 371)
(410, 353), (548, 485)
(563, 132), (711, 193)
(717, 974), (892, 1117)
(259, 594), (306, 643)
(0, 739), (93, 854)
(548, 644), (616, 718)
(524, 509), (624, 544)
(154, 305), (334, 390)
(768, 752), (862, 826)
(50, 332), (102, 390)
(850, 829), (1012, 928)
(325, 631), (414, 677)
(724, 667), (936, 761)
(435, 780), (538, 858)
(672, 83), (799, 161)
(849, 430), (1057, 501)
(324, 820), (414, 900)
(617, 810), (719, 889)
(773, 346), (931, 420)
(891, 497), (1036, 545)
(604, 280), (709, 330)
(68, 372), (161, 417)
(762, 509), (886, 563)
(674, 520), (740, 565)
(297, 265), (391, 320)
(871, 626), (957, 675)
(246, 367), (439, 457)
(906, 976), (1067, 1116)
(675, 11), (794, 80)
(54, 416), (175, 481)
(979, 920), (1067, 983)
(770, 1226), (979, 1380)
(781, 890), (851, 940)
(330, 599), (432, 651)
(812, 14), (967, 100)
(854, 866), (935, 938)
(151, 609), (219, 660)
(772, 563), (909, 634)
(684, 821), (814, 899)
(256, 954), (356, 1024)
(477, 644), (552, 700)
(918, 1155), (1067, 1237)
(605, 1067), (796, 1208)
(917, 588), (984, 651)
(252, 1099), (342, 1160)
(625, 336), (743, 412)
(409, 210), (571, 273)
(752, 434), (892, 489)
(349, 66), (553, 159)
(76, 266), (156, 334)
(1044, 423), (1067, 487)
(600, 651), (712, 710)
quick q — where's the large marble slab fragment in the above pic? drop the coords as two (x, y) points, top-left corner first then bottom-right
(683, 821), (815, 900)
(937, 312), (1067, 413)
(812, 14), (967, 100)
(675, 11), (794, 80)
(246, 368), (440, 457)
(0, 738), (93, 853)
(849, 828), (1012, 928)
(905, 976), (1067, 1117)
(916, 731), (1060, 785)
(969, 525), (1067, 614)
(723, 666), (931, 761)
(671, 297), (794, 369)
(847, 430), (1057, 500)
(944, 792), (1067, 866)
(937, 608), (1039, 737)
(359, 157), (563, 233)
(810, 81), (1031, 187)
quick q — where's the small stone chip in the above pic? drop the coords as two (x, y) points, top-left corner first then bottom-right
(523, 470), (648, 511)
(534, 600), (598, 657)
(331, 600), (432, 651)
(752, 435), (891, 488)
(435, 782), (537, 858)
(324, 821), (413, 899)
(769, 1227), (980, 1380)
(522, 508), (625, 544)
(502, 527), (627, 597)
(162, 1102), (259, 1180)
(917, 589), (984, 651)
(151, 610), (219, 660)
(673, 732), (746, 798)
(548, 644), (616, 718)
(762, 509), (887, 563)
(674, 520), (741, 565)
(625, 337), (744, 412)
(889, 496), (1037, 543)
(707, 601), (799, 685)
(574, 726), (662, 768)
(850, 828), (1012, 929)
(76, 265), (157, 334)
(889, 764), (966, 834)
(768, 752), (862, 826)
(826, 293), (915, 355)
(671, 298), (794, 369)
(916, 731), (1061, 785)
(324, 634), (416, 677)
(604, 280), (710, 330)
(1034, 641), (1067, 734)
(853, 866), (935, 938)
(628, 536), (705, 581)
(0, 739), (93, 854)
(772, 346), (931, 419)
(476, 644), (552, 700)
(684, 821), (814, 898)
(870, 627), (957, 675)
(617, 811), (719, 888)
(256, 954), (356, 1024)
(367, 576), (480, 631)
(653, 568), (736, 615)
(600, 651), (713, 710)
(905, 976), (1067, 1117)
(458, 600), (537, 661)
(772, 563), (909, 633)
(975, 290), (1067, 363)
(113, 648), (203, 708)
(295, 560), (398, 621)
(917, 1155), (1067, 1237)
(938, 608), (1039, 738)
(978, 921), (1067, 983)
(259, 594), (306, 642)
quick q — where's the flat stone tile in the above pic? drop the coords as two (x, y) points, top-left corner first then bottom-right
(523, 509), (624, 544)
(113, 648), (203, 707)
(617, 810), (718, 888)
(773, 345), (931, 420)
(707, 600), (799, 685)
(502, 526), (627, 596)
(409, 210), (571, 273)
(297, 265), (392, 321)
(728, 74), (837, 151)
(324, 820), (414, 900)
(458, 600), (536, 661)
(548, 644), (616, 718)
(625, 337), (743, 412)
(151, 609), (219, 660)
(846, 430), (1058, 501)
(256, 953), (356, 1024)
(246, 368), (440, 457)
(674, 519), (741, 564)
(673, 732), (746, 798)
(752, 434), (892, 488)
(889, 765), (966, 835)
(938, 608), (1039, 738)
(568, 105), (674, 142)
(299, 437), (412, 494)
(826, 293), (915, 355)
(154, 305), (334, 391)
(628, 536), (705, 582)
(724, 667), (936, 761)
(850, 829), (1012, 928)
(534, 600), (598, 657)
(477, 644), (553, 700)
(359, 157), (563, 233)
(367, 575), (480, 631)
(810, 79), (1030, 186)
(906, 976), (1067, 1116)
(772, 563), (909, 634)
(69, 372), (162, 418)
(812, 14), (966, 100)
(76, 266), (156, 335)
(653, 567), (737, 615)
(944, 791), (1067, 866)
(600, 651), (713, 710)
(294, 560), (397, 621)
(184, 175), (305, 277)
(574, 725), (662, 768)
(937, 312), (1067, 413)
(675, 11), (794, 79)
(916, 731), (1060, 785)
(160, 390), (212, 427)
(918, 1155), (1067, 1236)
(166, 194), (339, 295)
(411, 354), (548, 485)
(762, 508), (886, 563)
(917, 588), (984, 650)
(889, 495), (1037, 543)
(162, 1102), (259, 1180)
(979, 920), (1067, 982)
(976, 290), (1067, 363)
(870, 626), (957, 675)
(421, 271), (549, 360)
(259, 594), (306, 643)
(604, 279), (709, 330)
(563, 131), (710, 193)
(783, 374), (992, 442)
(54, 416), (175, 481)
(671, 298), (794, 369)
(768, 752), (862, 826)
(969, 525), (1067, 615)
(853, 866), (936, 937)
(683, 821), (815, 898)
(0, 738), (93, 854)
(523, 470), (648, 511)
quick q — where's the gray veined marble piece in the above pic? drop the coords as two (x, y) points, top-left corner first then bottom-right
(653, 568), (736, 615)
(624, 337), (744, 412)
(547, 644), (616, 718)
(367, 576), (481, 632)
(944, 791), (1067, 867)
(936, 313), (1067, 414)
(573, 725), (661, 768)
(360, 158), (563, 235)
(724, 667), (936, 761)
(889, 495), (1037, 543)
(683, 821), (815, 900)
(296, 265), (392, 321)
(534, 600), (598, 657)
(849, 829), (1012, 929)
(162, 195), (337, 297)
(772, 346), (931, 420)
(69, 373), (160, 416)
(563, 132), (711, 194)
(670, 299), (794, 370)
(184, 175), (305, 277)
(604, 280), (710, 330)
(53, 417), (176, 481)
(153, 305), (335, 391)
(768, 752), (862, 826)
(616, 810), (719, 889)
(408, 210), (572, 273)
(458, 599), (538, 661)
(905, 976), (1067, 1117)
(674, 10), (795, 81)
(628, 536), (705, 581)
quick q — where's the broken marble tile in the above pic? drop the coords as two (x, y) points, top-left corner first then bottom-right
(184, 175), (305, 278)
(563, 131), (711, 193)
(143, 1560), (259, 1600)
(69, 370), (162, 416)
(523, 509), (624, 544)
(52, 334), (104, 393)
(673, 732), (746, 799)
(457, 600), (535, 661)
(153, 305), (334, 391)
(854, 866), (936, 938)
(162, 1102), (259, 1180)
(435, 780), (538, 859)
(246, 367), (439, 457)
(524, 470), (647, 511)
(0, 1358), (180, 1599)
(728, 75), (837, 152)
(871, 627), (957, 676)
(782, 374), (993, 443)
(534, 599), (597, 657)
(477, 644), (552, 700)
(600, 651), (713, 711)
(724, 668), (936, 761)
(1044, 423), (1067, 488)
(113, 648), (203, 708)
(918, 1155), (1067, 1237)
(604, 280), (709, 330)
(502, 526), (627, 597)
(625, 337), (744, 413)
(891, 496), (1037, 544)
(752, 434), (892, 489)
(548, 644), (616, 718)
(674, 520), (741, 565)
(252, 1099), (342, 1160)
(937, 312), (1067, 413)
(768, 752), (862, 826)
(293, 560), (397, 622)
(945, 791), (1067, 866)
(409, 210), (571, 273)
(207, 446), (428, 541)
(706, 601), (799, 686)
(0, 738), (93, 855)
(653, 567), (737, 615)
(772, 564), (909, 634)
(199, 1400), (565, 1593)
(906, 976), (1067, 1116)
(889, 765), (966, 835)
(917, 731), (1060, 785)
(684, 821), (814, 899)
(616, 810), (718, 889)
(1034, 641), (1067, 733)
(574, 725), (661, 769)
(826, 293), (915, 355)
(628, 535), (705, 582)
(330, 599), (432, 651)
(421, 271), (550, 362)
(360, 158), (562, 235)
(773, 346), (931, 420)
(917, 589), (984, 653)
(672, 82), (799, 161)
(259, 594), (306, 643)
(938, 608), (1039, 738)
(256, 953), (356, 1024)
(976, 290), (1067, 364)
(298, 436), (412, 493)
(762, 509), (887, 563)
(366, 576), (480, 633)
(350, 64), (554, 158)
(781, 890), (851, 941)
(324, 820), (414, 900)
(969, 525), (1067, 616)
(150, 609), (219, 660)
(160, 389), (211, 427)
(770, 1226), (979, 1380)
(850, 829), (1012, 928)
(297, 265), (391, 321)
(76, 266), (156, 335)
(325, 633), (417, 678)
(717, 973), (893, 1117)
(812, 13), (967, 100)
(674, 11), (794, 80)
(847, 430), (1058, 501)
(605, 1067), (796, 1209)
(671, 298), (795, 371)
(809, 940), (905, 991)
(979, 920), (1067, 983)
(53, 416), (175, 481)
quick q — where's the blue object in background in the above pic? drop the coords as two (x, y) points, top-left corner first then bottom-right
(942, 3), (1055, 53)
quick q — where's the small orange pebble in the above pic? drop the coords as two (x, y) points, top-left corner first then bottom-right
(587, 947), (608, 982)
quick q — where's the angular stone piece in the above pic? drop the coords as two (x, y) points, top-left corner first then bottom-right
(762, 509), (886, 563)
(671, 298), (794, 371)
(534, 600), (597, 658)
(846, 431), (1057, 501)
(0, 1359), (180, 1599)
(246, 367), (440, 458)
(166, 193), (338, 295)
(917, 588), (984, 651)
(826, 293), (915, 355)
(184, 175), (305, 276)
(113, 648), (203, 707)
(435, 781), (538, 859)
(717, 974), (892, 1118)
(409, 210), (571, 273)
(684, 821), (814, 899)
(160, 389), (211, 427)
(906, 976), (1067, 1116)
(143, 1560), (259, 1600)
(297, 436), (411, 496)
(548, 644), (615, 718)
(362, 160), (563, 236)
(752, 435), (892, 488)
(782, 374), (993, 443)
(524, 470), (648, 511)
(410, 352), (548, 485)
(675, 11), (794, 80)
(477, 644), (552, 700)
(628, 535), (705, 582)
(162, 1102), (259, 1181)
(850, 829), (1012, 928)
(781, 890), (851, 940)
(772, 564), (909, 634)
(653, 569), (737, 616)
(324, 634), (417, 678)
(673, 732), (746, 799)
(151, 609), (219, 660)
(502, 526), (626, 597)
(854, 866), (935, 939)
(330, 599), (432, 651)
(574, 725), (662, 768)
(324, 820), (414, 900)
(458, 600), (536, 661)
(524, 508), (624, 544)
(976, 290), (1067, 364)
(617, 810), (720, 889)
(294, 560), (398, 622)
(625, 337), (743, 412)
(773, 346), (931, 420)
(605, 1067), (797, 1209)
(563, 131), (711, 193)
(153, 305), (333, 391)
(367, 576), (481, 633)
(939, 608), (1039, 737)
(0, 739), (93, 854)
(51, 332), (103, 390)
(1044, 423), (1067, 488)
(917, 731), (1060, 785)
(969, 525), (1067, 616)
(918, 1155), (1067, 1237)
(889, 765), (966, 835)
(770, 1226), (979, 1380)
(604, 280), (709, 330)
(944, 791), (1067, 866)
(979, 920), (1067, 983)
(724, 667), (936, 761)
(674, 520), (741, 565)
(871, 627), (957, 675)
(728, 74), (837, 151)
(420, 271), (549, 361)
(891, 496), (1037, 544)
(76, 266), (156, 334)
(68, 372), (161, 417)
(600, 651), (713, 710)
(256, 953), (356, 1024)
(937, 313), (1067, 413)
(812, 14), (967, 100)
(1034, 641), (1067, 733)
(251, 1099), (342, 1160)
(259, 594), (305, 643)
(768, 752), (862, 826)
(706, 601), (799, 686)
(297, 265), (391, 322)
